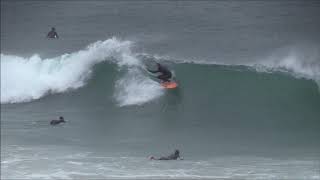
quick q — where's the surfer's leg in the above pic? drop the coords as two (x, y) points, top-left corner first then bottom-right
(159, 157), (170, 160)
(158, 74), (171, 82)
(149, 156), (158, 160)
(157, 75), (165, 81)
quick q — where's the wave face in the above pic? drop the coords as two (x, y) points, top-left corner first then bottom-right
(1, 38), (320, 106)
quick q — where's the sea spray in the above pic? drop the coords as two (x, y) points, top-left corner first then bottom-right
(114, 68), (164, 107)
(1, 38), (165, 105)
(1, 38), (132, 103)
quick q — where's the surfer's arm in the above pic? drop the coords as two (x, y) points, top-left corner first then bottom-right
(147, 69), (159, 73)
(149, 156), (158, 160)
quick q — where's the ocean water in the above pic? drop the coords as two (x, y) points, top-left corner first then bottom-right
(1, 1), (320, 179)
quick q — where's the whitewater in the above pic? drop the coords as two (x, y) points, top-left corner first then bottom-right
(1, 38), (165, 105)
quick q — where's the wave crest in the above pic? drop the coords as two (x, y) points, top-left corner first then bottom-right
(1, 38), (134, 103)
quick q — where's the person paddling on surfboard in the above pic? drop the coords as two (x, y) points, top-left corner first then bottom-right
(50, 116), (65, 125)
(148, 63), (172, 82)
(149, 149), (183, 160)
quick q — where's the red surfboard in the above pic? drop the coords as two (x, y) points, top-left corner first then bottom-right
(161, 81), (178, 89)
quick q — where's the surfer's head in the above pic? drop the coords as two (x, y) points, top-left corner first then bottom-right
(59, 116), (65, 122)
(174, 149), (180, 155)
(51, 27), (56, 31)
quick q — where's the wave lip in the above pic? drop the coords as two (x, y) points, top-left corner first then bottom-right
(1, 37), (133, 104)
(250, 51), (320, 89)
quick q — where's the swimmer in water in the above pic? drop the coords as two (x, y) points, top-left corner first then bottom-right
(47, 27), (59, 39)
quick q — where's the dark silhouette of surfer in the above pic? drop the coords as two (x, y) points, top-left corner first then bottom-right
(148, 63), (172, 82)
(150, 149), (183, 160)
(47, 27), (59, 39)
(50, 116), (65, 125)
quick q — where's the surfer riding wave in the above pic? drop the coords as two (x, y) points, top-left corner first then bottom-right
(147, 63), (172, 82)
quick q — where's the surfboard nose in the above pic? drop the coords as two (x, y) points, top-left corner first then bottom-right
(161, 81), (178, 89)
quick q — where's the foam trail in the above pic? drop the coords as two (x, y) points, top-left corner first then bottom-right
(114, 68), (164, 107)
(1, 38), (133, 104)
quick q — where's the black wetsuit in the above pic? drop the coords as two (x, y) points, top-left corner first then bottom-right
(50, 119), (65, 125)
(159, 153), (180, 160)
(149, 64), (172, 82)
(47, 30), (59, 39)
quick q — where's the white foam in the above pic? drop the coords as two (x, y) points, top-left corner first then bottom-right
(1, 37), (165, 106)
(255, 52), (319, 79)
(250, 51), (320, 89)
(1, 38), (135, 104)
(114, 68), (164, 107)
